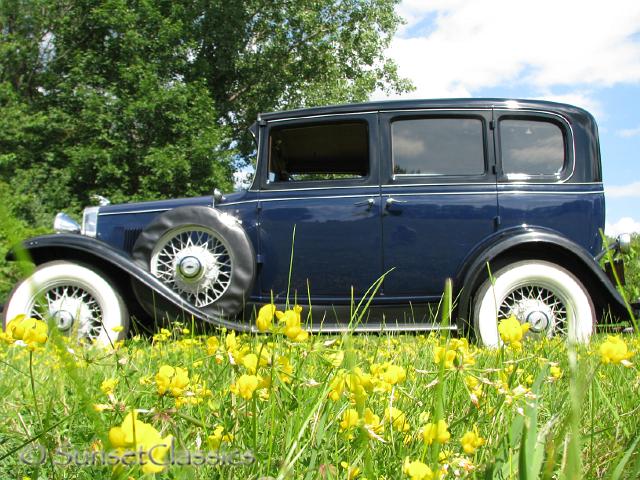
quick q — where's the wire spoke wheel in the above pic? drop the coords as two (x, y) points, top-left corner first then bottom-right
(473, 260), (595, 347)
(150, 226), (233, 308)
(30, 284), (104, 341)
(3, 261), (128, 346)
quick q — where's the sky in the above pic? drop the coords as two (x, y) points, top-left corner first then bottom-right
(375, 0), (640, 236)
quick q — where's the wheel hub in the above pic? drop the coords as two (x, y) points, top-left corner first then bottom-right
(52, 309), (75, 332)
(178, 255), (203, 280)
(172, 246), (221, 294)
(510, 299), (555, 335)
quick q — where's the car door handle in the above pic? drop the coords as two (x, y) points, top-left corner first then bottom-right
(354, 198), (375, 209)
(385, 197), (407, 208)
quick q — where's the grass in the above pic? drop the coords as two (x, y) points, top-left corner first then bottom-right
(0, 312), (639, 479)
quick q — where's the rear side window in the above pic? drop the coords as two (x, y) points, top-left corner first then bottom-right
(499, 119), (566, 177)
(268, 121), (369, 182)
(391, 118), (485, 176)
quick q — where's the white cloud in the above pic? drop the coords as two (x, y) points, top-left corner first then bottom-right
(617, 126), (640, 138)
(381, 0), (640, 107)
(606, 181), (640, 198)
(605, 217), (640, 236)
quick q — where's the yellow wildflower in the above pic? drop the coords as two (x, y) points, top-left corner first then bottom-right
(403, 457), (434, 480)
(549, 365), (562, 380)
(242, 353), (259, 374)
(277, 305), (308, 342)
(256, 304), (276, 332)
(277, 356), (294, 383)
(207, 425), (233, 449)
(460, 427), (485, 455)
(363, 408), (384, 440)
(340, 461), (361, 479)
(230, 374), (259, 400)
(339, 408), (360, 431)
(422, 419), (450, 445)
(6, 315), (48, 349)
(498, 315), (530, 349)
(434, 346), (457, 369)
(385, 407), (410, 432)
(108, 411), (172, 474)
(100, 378), (118, 396)
(206, 336), (220, 355)
(599, 336), (634, 365)
(155, 365), (190, 397)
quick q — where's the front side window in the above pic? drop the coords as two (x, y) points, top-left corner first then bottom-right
(499, 119), (566, 178)
(268, 121), (369, 182)
(391, 118), (485, 176)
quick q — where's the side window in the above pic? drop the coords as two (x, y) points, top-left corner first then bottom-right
(499, 119), (566, 178)
(268, 121), (369, 182)
(391, 118), (485, 176)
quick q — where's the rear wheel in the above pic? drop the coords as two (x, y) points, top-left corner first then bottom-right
(473, 260), (595, 346)
(2, 261), (129, 346)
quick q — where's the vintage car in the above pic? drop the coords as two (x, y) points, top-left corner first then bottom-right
(2, 98), (635, 346)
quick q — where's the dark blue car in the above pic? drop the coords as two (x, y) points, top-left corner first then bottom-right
(3, 99), (634, 346)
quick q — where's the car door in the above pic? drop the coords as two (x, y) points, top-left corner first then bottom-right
(256, 113), (382, 304)
(379, 109), (498, 300)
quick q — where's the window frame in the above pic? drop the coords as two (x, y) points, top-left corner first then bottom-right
(495, 111), (574, 183)
(258, 113), (378, 191)
(381, 111), (493, 186)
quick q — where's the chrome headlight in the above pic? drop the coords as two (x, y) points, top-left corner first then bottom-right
(81, 206), (100, 237)
(53, 212), (80, 234)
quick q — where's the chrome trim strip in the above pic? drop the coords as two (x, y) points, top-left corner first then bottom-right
(308, 323), (457, 333)
(266, 110), (378, 123)
(99, 208), (169, 217)
(382, 182), (602, 188)
(251, 184), (379, 193)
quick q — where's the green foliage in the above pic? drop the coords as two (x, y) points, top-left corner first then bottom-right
(0, 0), (409, 227)
(619, 235), (640, 302)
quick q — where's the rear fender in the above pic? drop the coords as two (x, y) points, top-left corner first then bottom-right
(454, 227), (629, 330)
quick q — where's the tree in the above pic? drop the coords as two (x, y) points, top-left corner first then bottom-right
(0, 0), (409, 225)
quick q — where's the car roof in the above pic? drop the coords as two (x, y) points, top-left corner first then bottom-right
(257, 98), (592, 122)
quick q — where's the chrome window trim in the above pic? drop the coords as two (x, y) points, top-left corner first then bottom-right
(494, 110), (576, 184)
(266, 110), (378, 124)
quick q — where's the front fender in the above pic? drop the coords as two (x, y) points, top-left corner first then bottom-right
(454, 226), (629, 327)
(8, 234), (256, 332)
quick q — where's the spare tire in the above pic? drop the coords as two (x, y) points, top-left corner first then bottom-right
(132, 206), (255, 320)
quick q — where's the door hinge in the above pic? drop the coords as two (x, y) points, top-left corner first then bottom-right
(493, 215), (501, 230)
(489, 120), (496, 130)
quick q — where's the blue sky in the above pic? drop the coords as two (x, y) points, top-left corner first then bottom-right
(376, 0), (640, 235)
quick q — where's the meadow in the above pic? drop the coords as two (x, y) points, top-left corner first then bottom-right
(0, 301), (638, 480)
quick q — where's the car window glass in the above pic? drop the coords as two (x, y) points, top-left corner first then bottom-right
(500, 119), (565, 177)
(268, 121), (369, 182)
(391, 118), (485, 176)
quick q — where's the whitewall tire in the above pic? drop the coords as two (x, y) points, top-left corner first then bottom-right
(3, 261), (129, 346)
(473, 260), (595, 347)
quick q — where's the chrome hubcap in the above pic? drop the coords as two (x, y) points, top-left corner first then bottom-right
(178, 255), (204, 280)
(498, 285), (567, 336)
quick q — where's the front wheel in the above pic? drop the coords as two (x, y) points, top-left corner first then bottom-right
(2, 261), (129, 346)
(473, 260), (595, 346)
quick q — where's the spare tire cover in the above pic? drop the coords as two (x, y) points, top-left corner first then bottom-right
(132, 206), (255, 320)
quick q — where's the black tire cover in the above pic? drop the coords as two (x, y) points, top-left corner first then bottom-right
(132, 206), (255, 320)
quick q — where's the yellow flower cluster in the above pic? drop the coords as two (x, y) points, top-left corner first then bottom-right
(498, 315), (530, 350)
(433, 338), (476, 369)
(108, 411), (172, 474)
(403, 457), (433, 480)
(422, 419), (450, 445)
(599, 335), (634, 365)
(460, 426), (485, 454)
(156, 365), (190, 397)
(3, 315), (48, 350)
(255, 303), (309, 342)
